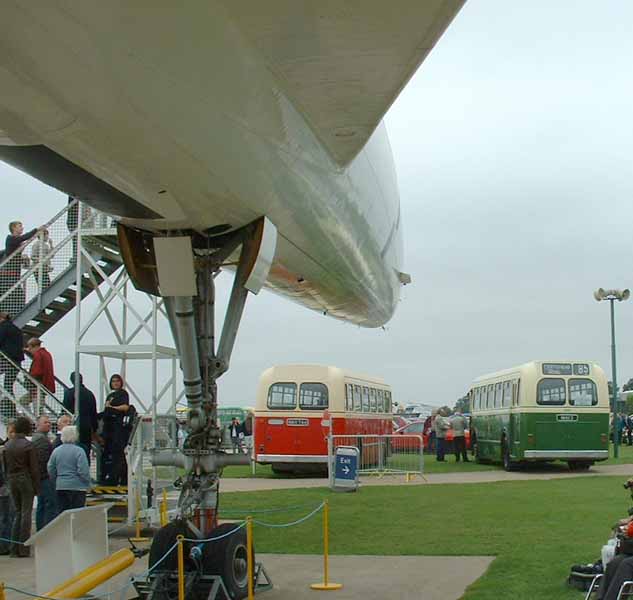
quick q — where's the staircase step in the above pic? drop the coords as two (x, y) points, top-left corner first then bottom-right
(48, 301), (73, 312)
(33, 312), (63, 324)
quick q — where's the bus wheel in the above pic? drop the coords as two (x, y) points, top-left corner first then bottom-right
(502, 438), (515, 472)
(202, 523), (253, 600)
(568, 461), (591, 471)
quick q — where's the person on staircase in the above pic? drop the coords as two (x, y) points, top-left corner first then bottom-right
(100, 374), (130, 486)
(0, 312), (24, 408)
(31, 415), (57, 530)
(30, 229), (54, 290)
(1, 221), (44, 314)
(63, 372), (97, 464)
(25, 338), (56, 405)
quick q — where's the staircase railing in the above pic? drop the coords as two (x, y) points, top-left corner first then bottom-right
(0, 199), (116, 320)
(0, 348), (71, 425)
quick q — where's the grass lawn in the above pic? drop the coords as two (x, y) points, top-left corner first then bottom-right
(220, 475), (632, 599)
(221, 443), (633, 479)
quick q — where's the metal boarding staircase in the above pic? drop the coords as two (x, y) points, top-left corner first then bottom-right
(0, 349), (71, 435)
(0, 200), (122, 429)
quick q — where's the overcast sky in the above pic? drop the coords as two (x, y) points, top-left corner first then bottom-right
(2, 0), (633, 410)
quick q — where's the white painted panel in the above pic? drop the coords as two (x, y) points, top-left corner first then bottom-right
(153, 237), (197, 297)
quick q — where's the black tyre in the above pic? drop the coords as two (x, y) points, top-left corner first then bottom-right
(568, 461), (591, 472)
(149, 520), (196, 572)
(202, 523), (254, 600)
(502, 438), (515, 472)
(474, 442), (484, 463)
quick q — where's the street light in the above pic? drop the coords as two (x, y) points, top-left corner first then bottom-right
(594, 288), (631, 458)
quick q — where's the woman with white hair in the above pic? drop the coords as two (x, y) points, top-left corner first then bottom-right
(47, 425), (90, 512)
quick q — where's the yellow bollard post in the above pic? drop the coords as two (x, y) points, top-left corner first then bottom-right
(130, 493), (150, 543)
(0, 581), (5, 600)
(177, 535), (185, 600)
(246, 517), (254, 600)
(310, 500), (342, 591)
(160, 488), (168, 527)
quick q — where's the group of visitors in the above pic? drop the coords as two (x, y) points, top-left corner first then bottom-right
(616, 413), (633, 446)
(0, 370), (133, 557)
(229, 417), (249, 454)
(423, 408), (470, 463)
(0, 416), (89, 557)
(0, 201), (96, 317)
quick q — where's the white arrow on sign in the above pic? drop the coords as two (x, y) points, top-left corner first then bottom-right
(342, 465), (350, 475)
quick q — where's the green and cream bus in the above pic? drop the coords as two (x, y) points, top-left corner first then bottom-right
(469, 361), (610, 471)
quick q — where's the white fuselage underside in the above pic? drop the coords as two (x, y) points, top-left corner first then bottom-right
(0, 2), (404, 326)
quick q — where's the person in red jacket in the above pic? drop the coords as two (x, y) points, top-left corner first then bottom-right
(26, 338), (55, 400)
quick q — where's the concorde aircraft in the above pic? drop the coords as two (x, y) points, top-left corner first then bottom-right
(0, 1), (464, 327)
(0, 2), (464, 593)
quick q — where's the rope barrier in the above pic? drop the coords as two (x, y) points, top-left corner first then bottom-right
(182, 521), (246, 544)
(253, 502), (324, 528)
(0, 536), (26, 546)
(1, 502), (329, 599)
(219, 502), (321, 515)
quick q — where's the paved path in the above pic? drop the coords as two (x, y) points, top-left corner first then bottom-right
(2, 544), (494, 600)
(220, 463), (633, 493)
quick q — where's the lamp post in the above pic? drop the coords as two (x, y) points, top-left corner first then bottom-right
(594, 288), (630, 458)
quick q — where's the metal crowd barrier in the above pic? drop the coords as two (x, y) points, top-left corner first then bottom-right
(329, 433), (424, 477)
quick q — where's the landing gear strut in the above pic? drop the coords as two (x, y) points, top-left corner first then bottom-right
(118, 217), (277, 599)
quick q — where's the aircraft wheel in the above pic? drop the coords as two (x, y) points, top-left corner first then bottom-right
(202, 523), (254, 599)
(149, 520), (195, 572)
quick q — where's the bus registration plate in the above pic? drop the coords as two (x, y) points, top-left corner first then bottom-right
(557, 414), (578, 422)
(286, 418), (309, 427)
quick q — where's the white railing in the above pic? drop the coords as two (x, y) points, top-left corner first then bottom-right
(127, 414), (181, 525)
(0, 199), (116, 319)
(0, 349), (71, 426)
(329, 434), (424, 477)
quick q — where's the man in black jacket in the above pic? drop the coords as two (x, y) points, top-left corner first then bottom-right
(1, 221), (42, 314)
(31, 415), (57, 530)
(63, 372), (97, 463)
(0, 312), (24, 405)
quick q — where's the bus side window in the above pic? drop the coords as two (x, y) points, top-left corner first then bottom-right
(345, 384), (353, 411)
(487, 384), (494, 409)
(369, 388), (377, 412)
(267, 382), (297, 409)
(385, 390), (392, 413)
(353, 385), (362, 412)
(362, 387), (370, 412)
(514, 379), (520, 406)
(502, 381), (512, 408)
(376, 389), (384, 413)
(495, 382), (502, 408)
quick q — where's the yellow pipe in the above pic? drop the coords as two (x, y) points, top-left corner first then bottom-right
(0, 581), (6, 600)
(246, 518), (254, 600)
(45, 548), (135, 598)
(177, 535), (185, 600)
